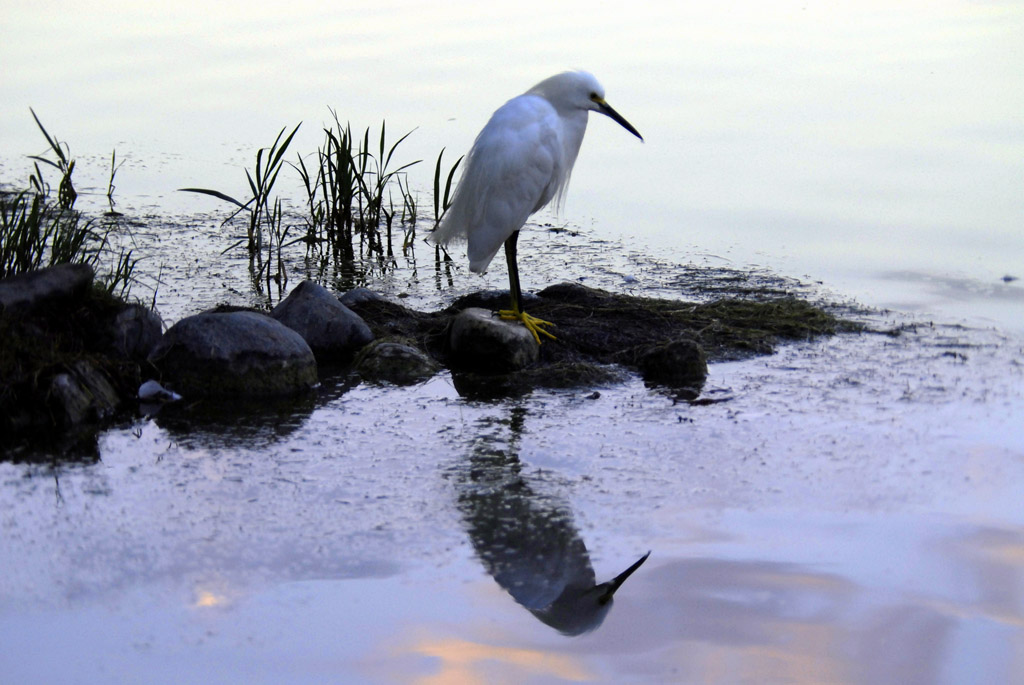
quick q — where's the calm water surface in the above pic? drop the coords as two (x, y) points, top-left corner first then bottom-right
(1, 2), (1023, 683)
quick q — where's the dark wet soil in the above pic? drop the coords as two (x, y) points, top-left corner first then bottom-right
(0, 286), (144, 448)
(1, 265), (861, 449)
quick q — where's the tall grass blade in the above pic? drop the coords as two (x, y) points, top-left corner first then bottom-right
(29, 108), (68, 166)
(27, 109), (76, 208)
(178, 188), (250, 209)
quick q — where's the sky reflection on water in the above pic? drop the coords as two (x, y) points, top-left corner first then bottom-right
(1, 321), (1021, 682)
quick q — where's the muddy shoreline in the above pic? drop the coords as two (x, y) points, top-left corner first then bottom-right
(1, 263), (864, 453)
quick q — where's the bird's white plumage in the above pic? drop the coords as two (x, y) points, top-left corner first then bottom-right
(431, 71), (608, 273)
(428, 71), (640, 345)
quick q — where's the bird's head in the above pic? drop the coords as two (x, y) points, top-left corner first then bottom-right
(529, 71), (643, 141)
(529, 550), (652, 635)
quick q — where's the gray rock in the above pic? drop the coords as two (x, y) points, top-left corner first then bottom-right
(271, 281), (373, 362)
(0, 263), (94, 318)
(355, 341), (439, 385)
(71, 360), (121, 417)
(49, 373), (93, 426)
(108, 303), (163, 360)
(149, 310), (318, 398)
(448, 307), (539, 373)
(48, 361), (120, 426)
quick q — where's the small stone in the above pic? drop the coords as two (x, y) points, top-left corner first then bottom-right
(340, 287), (386, 307)
(448, 308), (539, 373)
(70, 361), (120, 419)
(47, 361), (120, 426)
(355, 341), (439, 385)
(48, 373), (93, 426)
(138, 380), (182, 403)
(635, 338), (708, 389)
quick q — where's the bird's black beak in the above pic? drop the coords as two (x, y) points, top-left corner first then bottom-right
(599, 550), (651, 603)
(593, 96), (644, 141)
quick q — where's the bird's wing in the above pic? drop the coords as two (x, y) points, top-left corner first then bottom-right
(433, 95), (563, 273)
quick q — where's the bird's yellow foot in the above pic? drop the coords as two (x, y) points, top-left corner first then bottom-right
(499, 308), (557, 344)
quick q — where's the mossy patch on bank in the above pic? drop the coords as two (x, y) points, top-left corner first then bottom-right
(347, 278), (860, 397)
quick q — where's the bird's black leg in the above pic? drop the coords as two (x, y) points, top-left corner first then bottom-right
(504, 230), (523, 315)
(498, 230), (556, 344)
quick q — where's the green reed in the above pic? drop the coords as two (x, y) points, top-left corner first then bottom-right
(0, 190), (139, 298)
(27, 108), (77, 210)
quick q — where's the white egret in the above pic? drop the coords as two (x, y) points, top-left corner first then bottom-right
(430, 71), (643, 344)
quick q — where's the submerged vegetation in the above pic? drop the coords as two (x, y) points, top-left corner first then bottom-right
(5, 107), (467, 307)
(181, 124), (302, 296)
(181, 113), (463, 300)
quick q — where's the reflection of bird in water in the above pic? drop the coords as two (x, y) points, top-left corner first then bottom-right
(523, 548), (650, 636)
(455, 409), (650, 635)
(430, 71), (642, 344)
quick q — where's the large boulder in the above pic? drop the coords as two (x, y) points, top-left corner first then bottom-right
(148, 311), (317, 398)
(270, 280), (373, 362)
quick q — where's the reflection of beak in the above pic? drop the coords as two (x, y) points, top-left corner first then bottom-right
(593, 96), (644, 141)
(600, 550), (651, 603)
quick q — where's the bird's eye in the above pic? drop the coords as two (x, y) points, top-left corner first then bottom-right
(589, 92), (599, 100)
